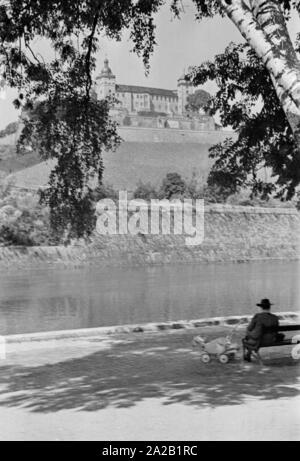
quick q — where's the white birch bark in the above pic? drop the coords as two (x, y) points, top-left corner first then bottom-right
(250, 0), (300, 138)
(218, 0), (300, 142)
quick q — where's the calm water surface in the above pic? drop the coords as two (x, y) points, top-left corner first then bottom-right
(0, 260), (299, 335)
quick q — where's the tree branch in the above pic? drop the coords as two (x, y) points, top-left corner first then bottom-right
(85, 3), (101, 97)
(218, 0), (300, 138)
(24, 37), (41, 64)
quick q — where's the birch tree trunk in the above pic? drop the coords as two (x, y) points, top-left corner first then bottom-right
(218, 0), (300, 145)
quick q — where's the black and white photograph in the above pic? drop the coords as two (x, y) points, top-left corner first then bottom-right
(0, 0), (299, 443)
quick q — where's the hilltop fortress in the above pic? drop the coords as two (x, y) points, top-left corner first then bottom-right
(94, 58), (217, 131)
(1, 59), (236, 191)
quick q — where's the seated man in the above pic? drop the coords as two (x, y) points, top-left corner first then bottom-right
(243, 298), (281, 362)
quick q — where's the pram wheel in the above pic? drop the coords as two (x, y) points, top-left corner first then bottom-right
(228, 352), (236, 359)
(219, 354), (229, 364)
(201, 353), (211, 363)
(291, 343), (300, 360)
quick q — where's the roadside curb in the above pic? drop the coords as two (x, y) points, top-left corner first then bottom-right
(3, 311), (300, 344)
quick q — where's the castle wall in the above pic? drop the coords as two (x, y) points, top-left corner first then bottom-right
(118, 126), (235, 143)
(151, 95), (177, 114)
(115, 91), (178, 114)
(116, 92), (133, 112)
(115, 112), (216, 130)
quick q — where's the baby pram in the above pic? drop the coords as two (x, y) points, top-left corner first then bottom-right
(192, 322), (241, 364)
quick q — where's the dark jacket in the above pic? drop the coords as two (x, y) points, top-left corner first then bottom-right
(246, 311), (279, 348)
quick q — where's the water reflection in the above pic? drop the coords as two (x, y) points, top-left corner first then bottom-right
(0, 260), (299, 335)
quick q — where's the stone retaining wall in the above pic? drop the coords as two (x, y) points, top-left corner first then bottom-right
(0, 204), (299, 268)
(4, 311), (300, 343)
(118, 126), (236, 144)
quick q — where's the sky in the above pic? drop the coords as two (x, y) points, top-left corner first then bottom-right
(0, 1), (299, 130)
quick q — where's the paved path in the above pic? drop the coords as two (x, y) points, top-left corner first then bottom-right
(0, 327), (299, 440)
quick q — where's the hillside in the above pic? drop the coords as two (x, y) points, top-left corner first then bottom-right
(0, 121), (40, 174)
(9, 141), (214, 191)
(1, 121), (236, 190)
(0, 146), (40, 174)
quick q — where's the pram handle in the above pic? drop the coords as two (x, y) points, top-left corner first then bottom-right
(225, 319), (245, 342)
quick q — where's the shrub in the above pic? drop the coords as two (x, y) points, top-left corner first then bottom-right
(184, 172), (206, 199)
(0, 224), (36, 246)
(0, 177), (57, 246)
(133, 181), (158, 200)
(92, 183), (119, 201)
(0, 121), (19, 139)
(0, 211), (56, 246)
(159, 172), (186, 199)
(226, 192), (296, 208)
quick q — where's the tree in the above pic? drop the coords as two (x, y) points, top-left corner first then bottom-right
(190, 41), (300, 199)
(185, 88), (211, 114)
(159, 172), (186, 199)
(0, 0), (164, 240)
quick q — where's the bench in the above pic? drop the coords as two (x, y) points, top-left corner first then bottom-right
(243, 324), (300, 363)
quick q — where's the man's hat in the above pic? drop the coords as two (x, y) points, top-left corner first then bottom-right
(256, 298), (273, 308)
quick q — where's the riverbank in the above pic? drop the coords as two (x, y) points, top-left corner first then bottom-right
(0, 204), (299, 268)
(3, 311), (300, 346)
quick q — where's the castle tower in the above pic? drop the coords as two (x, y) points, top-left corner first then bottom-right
(96, 58), (116, 100)
(177, 72), (194, 116)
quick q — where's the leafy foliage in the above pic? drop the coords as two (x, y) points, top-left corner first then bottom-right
(0, 121), (19, 138)
(132, 171), (234, 202)
(0, 0), (167, 240)
(92, 182), (119, 201)
(159, 172), (186, 199)
(131, 171), (289, 205)
(0, 178), (56, 246)
(18, 94), (120, 241)
(188, 41), (300, 200)
(133, 181), (159, 200)
(185, 89), (211, 114)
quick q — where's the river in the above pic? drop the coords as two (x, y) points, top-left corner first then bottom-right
(0, 260), (299, 335)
